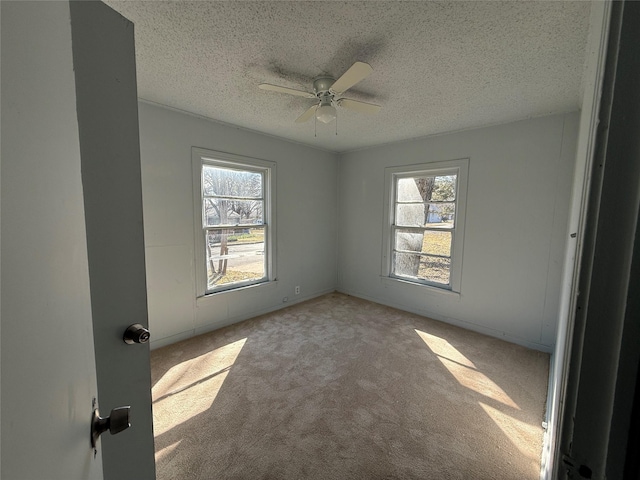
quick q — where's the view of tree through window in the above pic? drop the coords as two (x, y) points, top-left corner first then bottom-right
(202, 164), (266, 290)
(392, 173), (457, 286)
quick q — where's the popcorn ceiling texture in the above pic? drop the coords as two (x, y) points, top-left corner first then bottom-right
(104, 1), (591, 153)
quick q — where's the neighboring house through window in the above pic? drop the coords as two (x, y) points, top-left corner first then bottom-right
(193, 148), (276, 295)
(383, 158), (469, 293)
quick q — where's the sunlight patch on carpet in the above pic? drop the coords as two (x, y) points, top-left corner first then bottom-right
(416, 329), (519, 409)
(152, 338), (247, 436)
(479, 401), (541, 463)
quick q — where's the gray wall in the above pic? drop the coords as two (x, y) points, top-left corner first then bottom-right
(138, 104), (577, 352)
(137, 102), (339, 348)
(337, 113), (579, 351)
(1, 2), (103, 478)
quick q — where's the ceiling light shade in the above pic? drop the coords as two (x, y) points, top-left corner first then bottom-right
(316, 103), (336, 124)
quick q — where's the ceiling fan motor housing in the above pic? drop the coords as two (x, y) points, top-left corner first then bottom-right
(313, 76), (336, 97)
(313, 76), (337, 123)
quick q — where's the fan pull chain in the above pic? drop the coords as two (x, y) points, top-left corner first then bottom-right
(335, 115), (338, 136)
(314, 114), (317, 137)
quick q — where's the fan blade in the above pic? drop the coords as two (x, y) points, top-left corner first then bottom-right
(259, 83), (316, 98)
(295, 104), (318, 123)
(329, 62), (373, 94)
(337, 98), (381, 115)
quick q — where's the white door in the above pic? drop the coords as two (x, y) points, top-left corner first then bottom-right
(1, 2), (155, 479)
(69, 2), (156, 479)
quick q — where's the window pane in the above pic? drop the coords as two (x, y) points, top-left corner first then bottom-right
(206, 228), (265, 289)
(419, 256), (451, 285)
(393, 253), (451, 285)
(397, 176), (430, 202)
(395, 229), (424, 252)
(395, 229), (451, 256)
(204, 198), (221, 226)
(432, 175), (456, 201)
(396, 203), (455, 228)
(396, 202), (425, 227)
(202, 165), (263, 198)
(393, 251), (423, 278)
(396, 175), (456, 203)
(425, 203), (455, 227)
(204, 198), (263, 227)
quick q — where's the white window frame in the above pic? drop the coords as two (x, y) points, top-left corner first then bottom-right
(382, 158), (469, 293)
(192, 147), (276, 297)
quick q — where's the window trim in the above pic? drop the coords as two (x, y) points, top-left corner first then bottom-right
(382, 158), (469, 293)
(192, 147), (277, 297)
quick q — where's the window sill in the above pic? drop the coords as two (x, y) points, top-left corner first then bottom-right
(380, 276), (461, 299)
(196, 279), (278, 307)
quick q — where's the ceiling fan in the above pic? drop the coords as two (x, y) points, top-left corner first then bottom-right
(258, 61), (381, 124)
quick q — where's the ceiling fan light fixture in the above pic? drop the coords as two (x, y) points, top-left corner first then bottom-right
(316, 103), (336, 124)
(258, 62), (379, 128)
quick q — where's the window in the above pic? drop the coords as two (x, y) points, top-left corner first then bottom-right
(193, 148), (276, 295)
(383, 159), (468, 292)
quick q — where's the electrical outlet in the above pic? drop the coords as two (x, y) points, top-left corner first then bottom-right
(295, 285), (300, 295)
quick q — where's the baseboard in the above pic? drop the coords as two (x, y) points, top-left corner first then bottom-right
(194, 287), (336, 337)
(152, 286), (553, 354)
(150, 330), (197, 350)
(336, 287), (554, 353)
(150, 288), (336, 350)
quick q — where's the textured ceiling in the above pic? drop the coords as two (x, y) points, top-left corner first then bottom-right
(104, 1), (591, 153)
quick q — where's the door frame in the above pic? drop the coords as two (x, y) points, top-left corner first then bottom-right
(543, 1), (612, 479)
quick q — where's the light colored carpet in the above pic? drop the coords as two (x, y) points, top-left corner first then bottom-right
(151, 292), (549, 479)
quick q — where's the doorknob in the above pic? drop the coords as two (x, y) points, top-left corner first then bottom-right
(91, 406), (130, 448)
(123, 323), (150, 344)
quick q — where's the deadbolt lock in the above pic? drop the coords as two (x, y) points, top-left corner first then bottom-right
(123, 323), (150, 345)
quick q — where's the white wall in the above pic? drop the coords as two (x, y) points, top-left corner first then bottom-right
(137, 102), (338, 348)
(1, 2), (103, 478)
(337, 113), (579, 351)
(139, 105), (577, 351)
